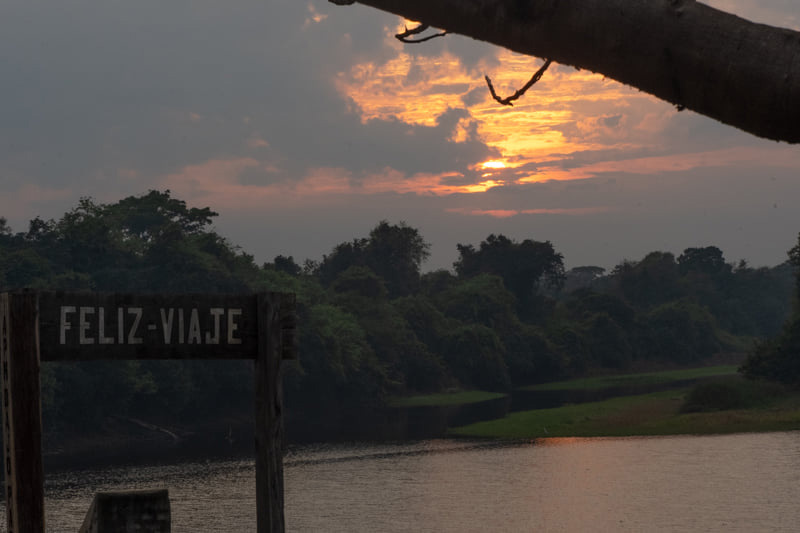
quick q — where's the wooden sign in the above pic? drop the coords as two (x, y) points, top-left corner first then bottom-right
(1, 290), (296, 533)
(38, 292), (260, 361)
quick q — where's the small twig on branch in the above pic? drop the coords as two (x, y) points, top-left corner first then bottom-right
(396, 23), (448, 43)
(485, 59), (553, 106)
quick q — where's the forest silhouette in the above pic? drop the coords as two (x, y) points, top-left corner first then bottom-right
(0, 191), (796, 438)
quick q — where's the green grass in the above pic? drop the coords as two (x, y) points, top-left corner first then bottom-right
(521, 365), (739, 391)
(388, 390), (507, 408)
(451, 378), (800, 440)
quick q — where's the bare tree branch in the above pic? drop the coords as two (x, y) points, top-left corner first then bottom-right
(395, 23), (448, 43)
(341, 0), (800, 143)
(485, 58), (553, 106)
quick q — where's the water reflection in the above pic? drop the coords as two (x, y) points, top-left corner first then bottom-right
(9, 432), (800, 532)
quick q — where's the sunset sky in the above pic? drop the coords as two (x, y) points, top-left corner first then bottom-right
(1, 0), (799, 271)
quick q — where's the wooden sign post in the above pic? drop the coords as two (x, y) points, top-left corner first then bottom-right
(1, 290), (296, 533)
(1, 292), (45, 533)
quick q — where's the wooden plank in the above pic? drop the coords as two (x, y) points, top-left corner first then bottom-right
(37, 292), (259, 361)
(79, 488), (171, 533)
(1, 292), (45, 532)
(279, 293), (298, 361)
(254, 293), (285, 533)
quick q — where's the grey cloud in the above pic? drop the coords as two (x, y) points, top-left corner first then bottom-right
(461, 86), (486, 107)
(2, 0), (483, 193)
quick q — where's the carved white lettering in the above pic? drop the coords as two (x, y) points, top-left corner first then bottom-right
(98, 307), (114, 344)
(58, 303), (249, 348)
(188, 308), (201, 344)
(206, 308), (223, 344)
(228, 308), (242, 345)
(160, 308), (174, 344)
(178, 309), (185, 344)
(117, 307), (124, 344)
(60, 306), (76, 344)
(79, 307), (95, 345)
(128, 308), (143, 344)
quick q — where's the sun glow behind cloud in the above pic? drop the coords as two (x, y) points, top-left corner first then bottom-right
(334, 40), (677, 196)
(159, 9), (800, 219)
(168, 21), (800, 212)
(447, 207), (612, 218)
(481, 160), (506, 170)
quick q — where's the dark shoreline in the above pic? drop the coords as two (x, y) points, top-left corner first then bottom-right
(42, 415), (257, 472)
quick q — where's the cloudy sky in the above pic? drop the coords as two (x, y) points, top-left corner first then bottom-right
(1, 0), (799, 271)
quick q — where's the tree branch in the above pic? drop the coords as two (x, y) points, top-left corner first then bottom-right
(485, 58), (552, 106)
(395, 23), (448, 43)
(346, 0), (800, 143)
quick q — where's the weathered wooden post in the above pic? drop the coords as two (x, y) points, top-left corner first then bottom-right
(255, 293), (284, 532)
(0, 291), (46, 532)
(254, 292), (297, 533)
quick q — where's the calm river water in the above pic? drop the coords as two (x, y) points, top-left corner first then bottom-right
(12, 431), (800, 532)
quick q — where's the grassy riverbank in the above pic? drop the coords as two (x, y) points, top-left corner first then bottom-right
(522, 365), (738, 391)
(388, 390), (507, 407)
(391, 366), (738, 408)
(451, 376), (800, 439)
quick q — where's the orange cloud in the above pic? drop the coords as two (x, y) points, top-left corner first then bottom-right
(540, 145), (800, 183)
(336, 43), (661, 180)
(447, 207), (613, 218)
(158, 156), (508, 211)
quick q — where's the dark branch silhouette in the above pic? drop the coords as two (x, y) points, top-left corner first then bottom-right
(485, 58), (553, 106)
(395, 23), (448, 43)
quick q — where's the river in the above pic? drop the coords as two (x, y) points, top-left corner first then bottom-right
(13, 430), (800, 532)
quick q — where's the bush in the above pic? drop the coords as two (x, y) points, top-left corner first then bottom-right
(680, 377), (786, 413)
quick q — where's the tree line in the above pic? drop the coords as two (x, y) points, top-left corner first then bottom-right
(0, 191), (795, 435)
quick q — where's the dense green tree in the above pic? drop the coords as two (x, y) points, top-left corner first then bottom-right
(284, 303), (388, 414)
(564, 289), (635, 327)
(740, 322), (800, 388)
(0, 217), (11, 237)
(584, 313), (634, 369)
(365, 221), (430, 297)
(266, 255), (302, 276)
(641, 301), (721, 364)
(435, 273), (517, 328)
(442, 325), (511, 391)
(726, 262), (794, 337)
(394, 295), (452, 354)
(741, 234), (800, 386)
(612, 252), (681, 309)
(562, 265), (606, 293)
(330, 266), (388, 300)
(0, 248), (55, 289)
(317, 221), (430, 298)
(454, 234), (564, 320)
(678, 246), (731, 278)
(419, 269), (458, 297)
(502, 325), (564, 384)
(317, 238), (369, 286)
